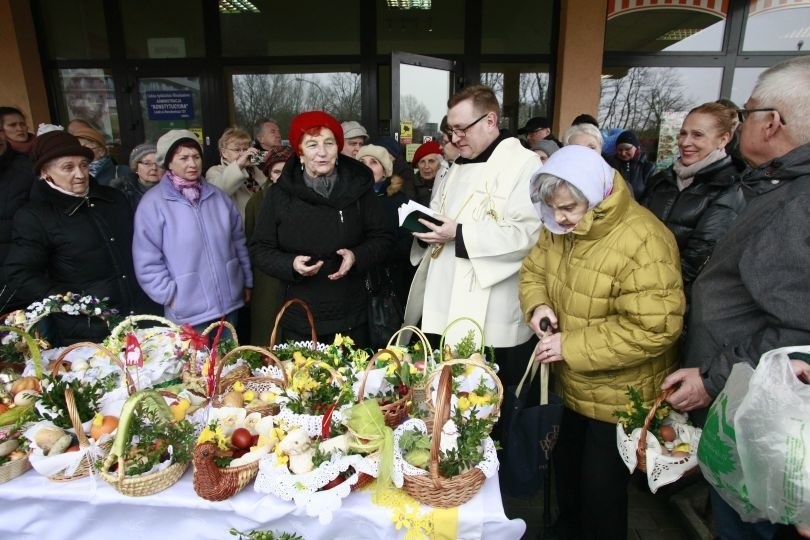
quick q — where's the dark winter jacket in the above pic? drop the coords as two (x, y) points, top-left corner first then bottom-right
(0, 148), (35, 310)
(606, 152), (655, 201)
(110, 172), (156, 210)
(4, 180), (149, 343)
(250, 154), (393, 337)
(683, 143), (810, 399)
(642, 156), (745, 297)
(410, 175), (436, 208)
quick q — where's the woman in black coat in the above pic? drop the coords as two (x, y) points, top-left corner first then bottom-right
(4, 130), (150, 344)
(250, 112), (392, 347)
(642, 102), (745, 299)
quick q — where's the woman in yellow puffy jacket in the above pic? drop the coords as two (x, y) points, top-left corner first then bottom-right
(518, 145), (685, 540)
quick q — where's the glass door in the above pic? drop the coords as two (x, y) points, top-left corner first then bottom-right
(135, 76), (204, 149)
(391, 52), (458, 164)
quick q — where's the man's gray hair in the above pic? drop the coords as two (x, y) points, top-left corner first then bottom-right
(253, 117), (279, 138)
(751, 56), (810, 146)
(532, 174), (588, 206)
(562, 123), (604, 152)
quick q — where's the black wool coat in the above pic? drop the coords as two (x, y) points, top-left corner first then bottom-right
(641, 156), (745, 296)
(0, 148), (35, 310)
(250, 154), (393, 337)
(4, 180), (149, 343)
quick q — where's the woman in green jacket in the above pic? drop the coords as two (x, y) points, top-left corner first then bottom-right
(518, 145), (685, 540)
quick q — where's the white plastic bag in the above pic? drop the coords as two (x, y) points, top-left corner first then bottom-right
(699, 347), (810, 529)
(736, 347), (810, 529)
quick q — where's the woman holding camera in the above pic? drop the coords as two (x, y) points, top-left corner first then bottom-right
(206, 127), (267, 222)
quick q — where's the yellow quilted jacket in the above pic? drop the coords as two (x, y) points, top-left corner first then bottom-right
(519, 174), (685, 423)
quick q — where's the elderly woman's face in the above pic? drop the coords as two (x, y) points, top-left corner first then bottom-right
(2, 113), (28, 143)
(42, 156), (90, 195)
(418, 153), (442, 181)
(300, 128), (338, 177)
(359, 155), (385, 182)
(568, 133), (601, 152)
(269, 161), (285, 183)
(534, 149), (550, 163)
(547, 184), (589, 231)
(168, 146), (202, 181)
(135, 152), (161, 184)
(219, 136), (250, 163)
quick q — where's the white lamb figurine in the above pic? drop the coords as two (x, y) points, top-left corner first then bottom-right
(439, 419), (460, 453)
(318, 434), (351, 455)
(278, 428), (315, 474)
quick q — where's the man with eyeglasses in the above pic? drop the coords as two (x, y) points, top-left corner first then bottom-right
(404, 84), (542, 396)
(662, 56), (810, 540)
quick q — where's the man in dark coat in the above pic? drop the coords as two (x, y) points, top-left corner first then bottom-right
(662, 56), (810, 540)
(0, 130), (35, 311)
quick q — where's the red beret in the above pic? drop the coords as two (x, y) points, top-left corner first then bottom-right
(412, 141), (442, 167)
(288, 111), (344, 156)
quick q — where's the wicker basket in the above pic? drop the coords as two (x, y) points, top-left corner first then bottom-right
(0, 325), (43, 378)
(99, 390), (190, 496)
(0, 452), (30, 484)
(636, 387), (675, 473)
(402, 365), (488, 508)
(45, 342), (131, 482)
(269, 298), (318, 350)
(356, 349), (411, 428)
(212, 345), (287, 416)
(192, 441), (259, 501)
(385, 326), (435, 409)
(106, 315), (180, 354)
(424, 357), (504, 419)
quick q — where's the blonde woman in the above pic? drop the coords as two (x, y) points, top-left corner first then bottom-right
(206, 127), (267, 221)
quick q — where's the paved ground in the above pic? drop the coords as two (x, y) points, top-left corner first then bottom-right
(502, 473), (712, 540)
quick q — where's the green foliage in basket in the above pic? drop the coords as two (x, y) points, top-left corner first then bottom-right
(438, 407), (498, 478)
(228, 528), (303, 540)
(217, 339), (265, 371)
(613, 385), (671, 433)
(39, 373), (118, 429)
(109, 400), (196, 476)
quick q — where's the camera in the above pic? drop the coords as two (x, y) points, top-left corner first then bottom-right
(249, 151), (268, 165)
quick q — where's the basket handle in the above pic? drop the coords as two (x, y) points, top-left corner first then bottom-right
(356, 348), (402, 402)
(424, 357), (504, 418)
(201, 320), (239, 346)
(215, 345), (288, 394)
(0, 325), (43, 378)
(438, 317), (486, 359)
(428, 365), (454, 486)
(51, 341), (136, 396)
(636, 387), (675, 465)
(269, 299), (317, 349)
(106, 315), (179, 351)
(64, 387), (89, 448)
(385, 325), (435, 373)
(101, 390), (173, 483)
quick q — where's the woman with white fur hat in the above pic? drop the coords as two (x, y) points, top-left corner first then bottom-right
(517, 145), (685, 539)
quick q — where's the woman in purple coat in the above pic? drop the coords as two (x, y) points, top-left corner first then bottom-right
(133, 130), (252, 331)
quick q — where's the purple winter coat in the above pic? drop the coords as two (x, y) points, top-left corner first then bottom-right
(133, 175), (252, 325)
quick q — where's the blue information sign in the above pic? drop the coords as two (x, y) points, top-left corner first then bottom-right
(146, 90), (194, 120)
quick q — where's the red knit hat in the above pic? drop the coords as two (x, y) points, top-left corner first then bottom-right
(412, 141), (442, 167)
(288, 111), (344, 156)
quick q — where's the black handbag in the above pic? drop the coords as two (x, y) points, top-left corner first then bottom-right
(499, 356), (564, 498)
(365, 267), (404, 350)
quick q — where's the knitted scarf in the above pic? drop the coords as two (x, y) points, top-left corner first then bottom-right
(168, 170), (202, 205)
(673, 148), (727, 191)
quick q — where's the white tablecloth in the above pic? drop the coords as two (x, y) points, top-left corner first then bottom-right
(0, 468), (525, 539)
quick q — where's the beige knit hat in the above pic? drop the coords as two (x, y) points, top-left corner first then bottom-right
(356, 144), (393, 177)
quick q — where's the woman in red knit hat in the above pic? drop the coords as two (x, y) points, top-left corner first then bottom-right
(411, 140), (445, 207)
(250, 111), (393, 347)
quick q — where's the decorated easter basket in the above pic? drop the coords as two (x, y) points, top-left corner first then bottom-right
(268, 298), (320, 352)
(0, 424), (31, 484)
(384, 326), (435, 410)
(398, 365), (500, 508)
(0, 325), (44, 379)
(183, 320), (250, 392)
(191, 441), (260, 501)
(356, 348), (411, 428)
(616, 387), (701, 493)
(212, 345), (287, 417)
(38, 342), (133, 482)
(99, 390), (193, 496)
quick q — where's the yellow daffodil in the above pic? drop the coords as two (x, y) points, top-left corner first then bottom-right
(457, 396), (471, 411)
(243, 390), (255, 402)
(386, 363), (398, 376)
(274, 443), (289, 466)
(198, 425), (229, 450)
(232, 381), (246, 392)
(292, 351), (307, 367)
(378, 351), (392, 361)
(408, 364), (418, 375)
(333, 334), (345, 347)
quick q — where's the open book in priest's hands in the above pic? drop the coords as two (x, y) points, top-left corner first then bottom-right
(398, 200), (444, 233)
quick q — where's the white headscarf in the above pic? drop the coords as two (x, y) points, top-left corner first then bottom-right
(529, 145), (614, 234)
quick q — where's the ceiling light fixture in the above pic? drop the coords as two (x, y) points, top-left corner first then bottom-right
(219, 0), (260, 14)
(386, 0), (431, 10)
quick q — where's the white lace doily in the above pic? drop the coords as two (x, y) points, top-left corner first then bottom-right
(391, 418), (499, 488)
(275, 405), (351, 436)
(24, 420), (112, 478)
(616, 423), (702, 493)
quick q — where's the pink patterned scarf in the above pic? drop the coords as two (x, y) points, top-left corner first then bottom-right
(167, 170), (202, 205)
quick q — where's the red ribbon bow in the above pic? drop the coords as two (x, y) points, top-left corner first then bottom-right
(180, 323), (209, 351)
